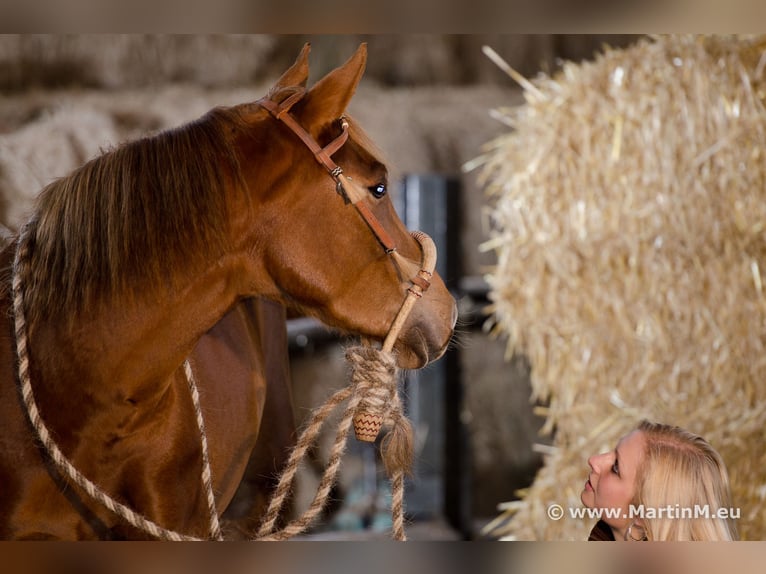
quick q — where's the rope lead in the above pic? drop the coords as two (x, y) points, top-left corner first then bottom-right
(13, 228), (437, 542)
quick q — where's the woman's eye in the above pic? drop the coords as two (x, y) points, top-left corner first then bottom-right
(369, 183), (387, 198)
(612, 461), (620, 475)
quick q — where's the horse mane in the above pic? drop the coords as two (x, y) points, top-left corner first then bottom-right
(22, 107), (246, 324)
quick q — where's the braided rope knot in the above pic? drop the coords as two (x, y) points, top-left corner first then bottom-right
(347, 345), (414, 478)
(348, 345), (396, 440)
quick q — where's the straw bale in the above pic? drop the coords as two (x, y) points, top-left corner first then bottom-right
(0, 106), (119, 229)
(477, 35), (766, 540)
(0, 35), (275, 90)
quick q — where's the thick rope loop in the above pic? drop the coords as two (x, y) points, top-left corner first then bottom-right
(255, 344), (412, 541)
(184, 360), (224, 540)
(12, 225), (220, 541)
(12, 224), (436, 541)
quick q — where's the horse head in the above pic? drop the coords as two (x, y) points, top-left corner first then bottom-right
(231, 44), (457, 369)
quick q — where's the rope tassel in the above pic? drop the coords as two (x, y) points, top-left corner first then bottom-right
(349, 346), (396, 441)
(255, 344), (414, 541)
(347, 346), (414, 476)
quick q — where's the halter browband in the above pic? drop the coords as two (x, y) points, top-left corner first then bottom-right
(257, 90), (399, 256)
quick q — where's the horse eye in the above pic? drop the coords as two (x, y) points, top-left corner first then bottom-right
(369, 183), (387, 198)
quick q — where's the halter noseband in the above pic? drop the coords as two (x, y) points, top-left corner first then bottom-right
(257, 90), (401, 258)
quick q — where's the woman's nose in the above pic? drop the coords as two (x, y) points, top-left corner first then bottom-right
(588, 452), (608, 472)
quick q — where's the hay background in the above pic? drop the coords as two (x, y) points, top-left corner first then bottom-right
(479, 35), (766, 540)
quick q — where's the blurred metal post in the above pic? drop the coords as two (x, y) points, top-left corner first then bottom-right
(395, 174), (471, 538)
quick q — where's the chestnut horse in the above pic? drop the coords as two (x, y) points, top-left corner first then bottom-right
(0, 44), (456, 540)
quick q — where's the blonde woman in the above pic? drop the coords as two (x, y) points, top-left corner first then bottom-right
(582, 420), (738, 541)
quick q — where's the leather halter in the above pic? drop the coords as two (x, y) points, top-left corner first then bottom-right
(257, 89), (400, 257)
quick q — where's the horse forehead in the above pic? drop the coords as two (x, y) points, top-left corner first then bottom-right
(343, 120), (388, 170)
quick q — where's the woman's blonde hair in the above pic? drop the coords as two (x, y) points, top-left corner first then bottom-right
(633, 420), (738, 541)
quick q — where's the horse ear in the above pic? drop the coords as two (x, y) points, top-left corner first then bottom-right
(298, 43), (367, 129)
(274, 42), (311, 89)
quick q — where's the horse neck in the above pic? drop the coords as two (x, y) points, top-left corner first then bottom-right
(30, 251), (252, 408)
(20, 113), (263, 405)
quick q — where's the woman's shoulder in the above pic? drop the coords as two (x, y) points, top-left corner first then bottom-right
(588, 520), (615, 541)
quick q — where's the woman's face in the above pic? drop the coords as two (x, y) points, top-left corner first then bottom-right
(581, 429), (646, 539)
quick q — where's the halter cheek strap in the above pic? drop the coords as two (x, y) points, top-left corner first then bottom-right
(257, 90), (401, 258)
(258, 90), (349, 177)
